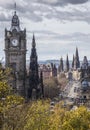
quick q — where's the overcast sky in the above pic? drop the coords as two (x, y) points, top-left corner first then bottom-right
(0, 0), (90, 61)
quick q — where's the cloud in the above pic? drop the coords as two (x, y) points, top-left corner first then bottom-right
(0, 0), (90, 23)
(26, 30), (90, 45)
(0, 0), (90, 61)
(0, 13), (11, 22)
(35, 0), (89, 6)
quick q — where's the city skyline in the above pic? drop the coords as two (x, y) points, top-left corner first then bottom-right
(0, 0), (90, 61)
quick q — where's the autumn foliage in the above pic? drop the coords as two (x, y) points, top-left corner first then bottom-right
(0, 67), (90, 130)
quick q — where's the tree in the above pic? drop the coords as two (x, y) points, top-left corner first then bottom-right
(0, 67), (24, 129)
(0, 65), (90, 130)
(24, 100), (50, 130)
(61, 106), (90, 130)
(43, 77), (59, 98)
(1, 99), (90, 130)
(58, 73), (68, 90)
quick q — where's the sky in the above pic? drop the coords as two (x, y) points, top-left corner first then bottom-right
(0, 0), (90, 61)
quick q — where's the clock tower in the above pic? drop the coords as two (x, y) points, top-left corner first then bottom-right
(4, 8), (27, 96)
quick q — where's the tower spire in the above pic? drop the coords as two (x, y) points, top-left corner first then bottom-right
(14, 2), (16, 14)
(72, 54), (74, 68)
(59, 57), (64, 72)
(32, 33), (36, 48)
(66, 54), (69, 72)
(74, 47), (80, 69)
(76, 47), (78, 57)
(11, 3), (20, 31)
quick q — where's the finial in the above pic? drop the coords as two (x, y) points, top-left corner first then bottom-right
(14, 2), (16, 14)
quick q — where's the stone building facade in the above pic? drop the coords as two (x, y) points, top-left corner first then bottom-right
(4, 8), (44, 99)
(39, 63), (57, 79)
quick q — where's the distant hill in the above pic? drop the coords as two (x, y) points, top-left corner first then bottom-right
(39, 60), (59, 65)
(3, 59), (90, 68)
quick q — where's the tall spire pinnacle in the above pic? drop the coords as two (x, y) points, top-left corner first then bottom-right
(59, 57), (64, 72)
(14, 2), (16, 14)
(72, 54), (74, 68)
(32, 33), (36, 48)
(66, 54), (69, 72)
(74, 47), (80, 69)
(76, 47), (79, 58)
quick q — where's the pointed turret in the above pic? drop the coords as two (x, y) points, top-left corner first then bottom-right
(76, 47), (78, 56)
(58, 57), (64, 72)
(66, 54), (69, 72)
(76, 47), (80, 67)
(30, 34), (37, 60)
(32, 34), (36, 48)
(74, 47), (80, 69)
(72, 54), (74, 68)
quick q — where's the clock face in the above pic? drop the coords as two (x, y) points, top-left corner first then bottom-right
(11, 39), (18, 46)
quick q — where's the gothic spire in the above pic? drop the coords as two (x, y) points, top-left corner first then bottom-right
(72, 54), (74, 68)
(59, 57), (64, 72)
(14, 2), (16, 15)
(30, 34), (37, 59)
(66, 54), (69, 72)
(28, 34), (39, 99)
(76, 47), (79, 59)
(32, 33), (36, 48)
(76, 47), (80, 68)
(74, 47), (80, 69)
